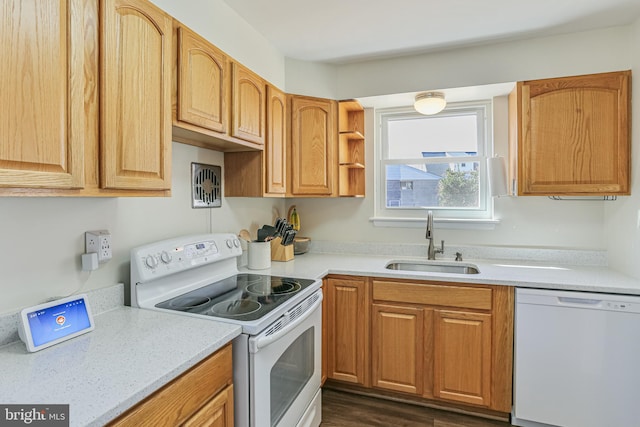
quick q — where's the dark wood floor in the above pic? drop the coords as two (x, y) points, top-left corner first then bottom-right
(321, 389), (512, 427)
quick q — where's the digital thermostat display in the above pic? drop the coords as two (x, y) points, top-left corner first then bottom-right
(19, 294), (95, 352)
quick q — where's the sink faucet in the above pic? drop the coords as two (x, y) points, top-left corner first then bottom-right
(426, 210), (444, 260)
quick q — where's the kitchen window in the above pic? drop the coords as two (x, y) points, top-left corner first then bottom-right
(373, 101), (497, 227)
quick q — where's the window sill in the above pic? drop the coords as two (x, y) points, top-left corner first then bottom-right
(369, 216), (500, 230)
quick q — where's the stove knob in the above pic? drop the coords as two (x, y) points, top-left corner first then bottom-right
(160, 251), (172, 264)
(226, 239), (233, 249)
(233, 238), (240, 248)
(145, 255), (158, 269)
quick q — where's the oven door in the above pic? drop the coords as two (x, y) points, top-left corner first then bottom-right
(249, 290), (322, 427)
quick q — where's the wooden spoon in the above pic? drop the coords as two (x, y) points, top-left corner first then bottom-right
(238, 229), (251, 241)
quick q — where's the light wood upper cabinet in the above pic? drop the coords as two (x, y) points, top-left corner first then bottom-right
(266, 85), (287, 195)
(224, 84), (287, 197)
(176, 26), (229, 134)
(225, 94), (347, 199)
(325, 276), (370, 386)
(289, 95), (337, 196)
(433, 310), (492, 407)
(0, 0), (85, 189)
(171, 23), (261, 152)
(509, 71), (631, 196)
(231, 63), (266, 145)
(101, 0), (172, 190)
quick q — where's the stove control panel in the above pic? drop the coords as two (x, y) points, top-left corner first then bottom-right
(131, 233), (242, 284)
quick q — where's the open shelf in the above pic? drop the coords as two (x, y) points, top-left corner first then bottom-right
(338, 100), (365, 197)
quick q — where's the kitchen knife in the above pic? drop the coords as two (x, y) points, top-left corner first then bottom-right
(274, 218), (286, 236)
(281, 229), (296, 245)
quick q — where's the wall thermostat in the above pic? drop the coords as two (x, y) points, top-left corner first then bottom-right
(18, 294), (95, 353)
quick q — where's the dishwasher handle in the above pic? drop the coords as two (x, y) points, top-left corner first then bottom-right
(557, 296), (603, 307)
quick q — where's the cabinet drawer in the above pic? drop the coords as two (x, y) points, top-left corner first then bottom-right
(372, 280), (492, 310)
(110, 343), (232, 426)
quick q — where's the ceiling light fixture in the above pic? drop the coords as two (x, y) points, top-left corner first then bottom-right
(414, 92), (446, 115)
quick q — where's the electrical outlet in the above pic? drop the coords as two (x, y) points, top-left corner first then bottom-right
(86, 230), (112, 263)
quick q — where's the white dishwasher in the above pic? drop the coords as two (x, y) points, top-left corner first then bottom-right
(513, 288), (640, 427)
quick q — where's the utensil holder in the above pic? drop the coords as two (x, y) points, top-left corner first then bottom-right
(248, 241), (271, 269)
(270, 237), (294, 262)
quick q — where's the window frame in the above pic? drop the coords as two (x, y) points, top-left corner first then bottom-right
(374, 100), (495, 225)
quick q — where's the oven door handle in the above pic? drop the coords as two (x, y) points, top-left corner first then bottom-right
(250, 293), (322, 353)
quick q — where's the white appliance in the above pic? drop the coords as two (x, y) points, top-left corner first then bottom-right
(130, 233), (323, 427)
(513, 288), (640, 427)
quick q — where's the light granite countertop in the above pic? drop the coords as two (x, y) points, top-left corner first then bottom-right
(0, 286), (241, 427)
(249, 251), (640, 296)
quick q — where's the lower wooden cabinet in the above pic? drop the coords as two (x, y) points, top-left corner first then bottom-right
(182, 385), (234, 427)
(371, 304), (426, 395)
(109, 343), (233, 427)
(323, 275), (514, 415)
(325, 276), (370, 386)
(433, 310), (492, 407)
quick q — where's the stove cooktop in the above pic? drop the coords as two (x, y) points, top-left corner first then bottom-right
(155, 273), (317, 322)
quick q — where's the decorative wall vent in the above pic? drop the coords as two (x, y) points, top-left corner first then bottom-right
(191, 162), (221, 208)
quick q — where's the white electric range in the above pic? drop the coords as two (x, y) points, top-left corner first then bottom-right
(130, 233), (323, 427)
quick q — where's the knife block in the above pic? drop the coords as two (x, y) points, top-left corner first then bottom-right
(270, 237), (294, 262)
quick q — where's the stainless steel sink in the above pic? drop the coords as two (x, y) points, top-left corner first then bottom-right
(385, 261), (480, 274)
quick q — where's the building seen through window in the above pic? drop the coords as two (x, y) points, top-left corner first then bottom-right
(378, 101), (492, 220)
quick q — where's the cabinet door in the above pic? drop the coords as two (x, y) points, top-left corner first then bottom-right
(514, 71), (630, 195)
(109, 344), (233, 426)
(326, 277), (370, 386)
(231, 63), (266, 145)
(290, 96), (337, 196)
(266, 85), (287, 195)
(0, 0), (85, 189)
(434, 310), (492, 407)
(372, 304), (424, 395)
(177, 26), (228, 134)
(101, 0), (172, 190)
(182, 385), (234, 427)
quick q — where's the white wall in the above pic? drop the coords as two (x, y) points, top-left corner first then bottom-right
(284, 58), (339, 99)
(0, 0), (286, 315)
(605, 17), (640, 279)
(334, 26), (631, 99)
